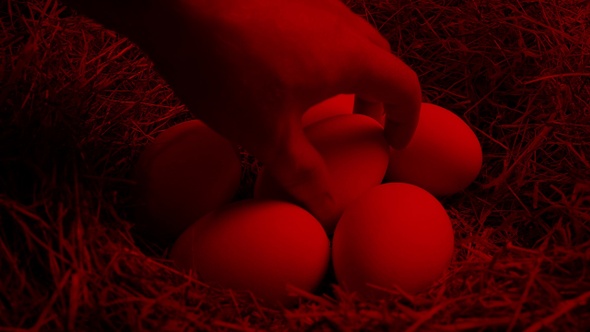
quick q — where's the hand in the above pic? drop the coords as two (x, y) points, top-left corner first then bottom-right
(72, 0), (422, 223)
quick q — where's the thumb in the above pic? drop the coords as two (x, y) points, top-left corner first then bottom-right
(260, 123), (341, 230)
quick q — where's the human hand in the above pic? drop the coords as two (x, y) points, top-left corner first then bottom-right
(72, 0), (422, 224)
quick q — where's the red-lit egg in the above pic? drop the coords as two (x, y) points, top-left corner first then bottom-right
(134, 120), (241, 243)
(255, 114), (389, 234)
(332, 183), (454, 297)
(301, 94), (354, 127)
(385, 103), (482, 196)
(169, 199), (330, 307)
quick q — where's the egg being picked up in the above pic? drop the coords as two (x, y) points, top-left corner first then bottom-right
(169, 199), (330, 307)
(385, 103), (482, 196)
(301, 94), (354, 127)
(255, 114), (389, 234)
(134, 120), (242, 244)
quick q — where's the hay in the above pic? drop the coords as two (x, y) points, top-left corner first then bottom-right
(1, 0), (589, 330)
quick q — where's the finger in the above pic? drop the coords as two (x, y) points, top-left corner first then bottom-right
(353, 95), (384, 124)
(256, 117), (341, 225)
(349, 43), (422, 150)
(242, 117), (340, 224)
(321, 0), (392, 52)
(197, 101), (341, 225)
(319, 1), (394, 126)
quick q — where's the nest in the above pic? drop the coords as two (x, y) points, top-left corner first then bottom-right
(1, 0), (589, 330)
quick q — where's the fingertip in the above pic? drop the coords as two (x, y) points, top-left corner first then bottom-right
(312, 191), (342, 233)
(385, 120), (414, 150)
(353, 95), (385, 125)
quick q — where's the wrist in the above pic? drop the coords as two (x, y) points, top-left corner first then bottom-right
(62, 0), (198, 51)
(63, 0), (154, 31)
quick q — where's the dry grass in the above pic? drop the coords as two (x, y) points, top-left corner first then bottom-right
(1, 0), (589, 330)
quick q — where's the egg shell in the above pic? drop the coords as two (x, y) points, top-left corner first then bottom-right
(385, 103), (482, 196)
(301, 94), (354, 127)
(169, 199), (330, 307)
(134, 120), (241, 243)
(254, 114), (390, 234)
(332, 183), (454, 297)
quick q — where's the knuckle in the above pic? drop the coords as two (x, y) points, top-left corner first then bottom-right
(374, 34), (391, 50)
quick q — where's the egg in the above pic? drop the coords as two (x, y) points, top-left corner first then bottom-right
(385, 103), (482, 196)
(332, 183), (454, 298)
(254, 114), (389, 234)
(301, 94), (354, 127)
(169, 199), (330, 307)
(134, 120), (241, 244)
